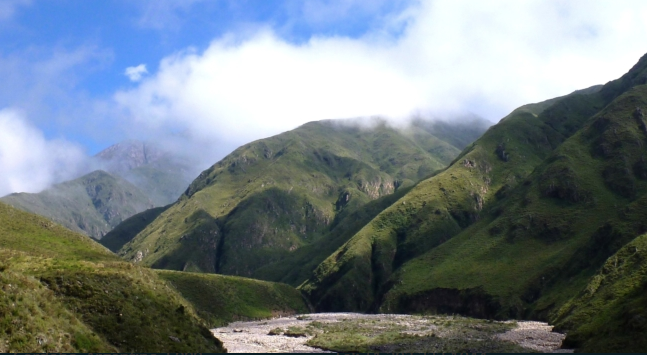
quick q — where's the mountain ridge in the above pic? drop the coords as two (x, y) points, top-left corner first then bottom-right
(112, 117), (490, 278)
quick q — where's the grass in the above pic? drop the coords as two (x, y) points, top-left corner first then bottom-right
(304, 315), (528, 353)
(0, 202), (225, 353)
(155, 269), (310, 327)
(553, 232), (647, 352)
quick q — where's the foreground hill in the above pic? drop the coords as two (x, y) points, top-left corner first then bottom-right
(112, 117), (489, 277)
(156, 270), (309, 327)
(299, 53), (647, 351)
(1, 170), (153, 239)
(0, 202), (225, 353)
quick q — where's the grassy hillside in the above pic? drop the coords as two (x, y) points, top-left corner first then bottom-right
(553, 232), (647, 352)
(156, 270), (309, 327)
(117, 118), (489, 277)
(0, 202), (225, 353)
(1, 170), (153, 239)
(300, 52), (647, 320)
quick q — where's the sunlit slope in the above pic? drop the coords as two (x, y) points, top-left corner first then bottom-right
(382, 84), (647, 319)
(1, 170), (153, 239)
(300, 53), (647, 313)
(118, 118), (488, 276)
(0, 202), (225, 353)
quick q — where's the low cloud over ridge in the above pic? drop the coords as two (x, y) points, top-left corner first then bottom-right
(114, 0), (647, 150)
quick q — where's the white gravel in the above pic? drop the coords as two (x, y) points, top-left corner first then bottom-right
(496, 321), (574, 353)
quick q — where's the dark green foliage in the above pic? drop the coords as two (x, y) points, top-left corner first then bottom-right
(100, 205), (169, 252)
(554, 233), (647, 352)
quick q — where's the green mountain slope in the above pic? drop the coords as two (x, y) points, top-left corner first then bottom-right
(116, 117), (489, 277)
(553, 232), (647, 352)
(1, 170), (153, 239)
(0, 202), (225, 353)
(300, 52), (647, 320)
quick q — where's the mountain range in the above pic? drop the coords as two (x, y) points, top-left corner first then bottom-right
(103, 52), (647, 352)
(3, 51), (647, 352)
(104, 117), (490, 277)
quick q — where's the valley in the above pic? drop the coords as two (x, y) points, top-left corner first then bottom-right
(2, 51), (647, 353)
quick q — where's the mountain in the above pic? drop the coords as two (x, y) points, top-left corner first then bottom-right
(95, 140), (195, 206)
(299, 53), (647, 351)
(111, 117), (490, 277)
(1, 170), (153, 239)
(1, 140), (195, 239)
(0, 201), (225, 353)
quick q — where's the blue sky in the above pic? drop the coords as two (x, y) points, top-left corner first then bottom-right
(0, 0), (410, 150)
(1, 0), (647, 195)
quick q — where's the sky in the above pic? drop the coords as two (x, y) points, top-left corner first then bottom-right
(1, 0), (647, 196)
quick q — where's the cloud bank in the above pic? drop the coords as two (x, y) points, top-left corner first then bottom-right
(114, 0), (647, 152)
(0, 108), (87, 196)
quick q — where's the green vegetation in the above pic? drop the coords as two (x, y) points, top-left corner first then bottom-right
(117, 117), (489, 278)
(156, 270), (309, 327)
(1, 170), (153, 239)
(0, 202), (225, 353)
(304, 315), (527, 353)
(100, 205), (170, 252)
(554, 232), (647, 352)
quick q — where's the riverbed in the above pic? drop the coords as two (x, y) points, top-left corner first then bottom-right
(212, 313), (573, 353)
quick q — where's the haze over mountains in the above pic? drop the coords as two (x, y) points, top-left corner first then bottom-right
(1, 140), (195, 239)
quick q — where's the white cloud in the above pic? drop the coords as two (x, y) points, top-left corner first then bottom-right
(125, 64), (148, 82)
(114, 0), (647, 150)
(0, 108), (87, 196)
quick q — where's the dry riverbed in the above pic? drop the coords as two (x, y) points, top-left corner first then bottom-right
(212, 313), (573, 353)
